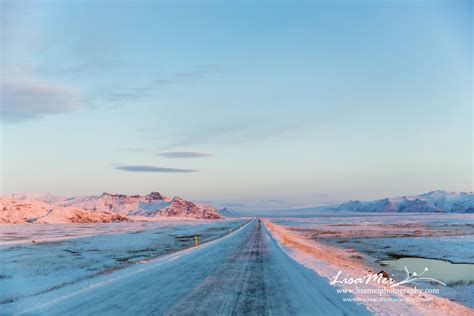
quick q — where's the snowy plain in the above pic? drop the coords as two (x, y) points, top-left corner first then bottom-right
(0, 219), (247, 306)
(270, 213), (474, 309)
(1, 220), (370, 315)
(1, 210), (473, 315)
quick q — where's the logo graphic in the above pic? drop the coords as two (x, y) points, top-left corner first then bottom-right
(391, 266), (446, 288)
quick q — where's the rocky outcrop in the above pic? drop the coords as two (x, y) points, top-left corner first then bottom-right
(157, 197), (222, 219)
(146, 192), (164, 200)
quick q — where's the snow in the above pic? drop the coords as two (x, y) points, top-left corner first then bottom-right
(2, 190), (473, 315)
(0, 219), (247, 307)
(332, 191), (474, 213)
(1, 220), (369, 315)
(128, 200), (171, 216)
(0, 197), (129, 224)
(8, 193), (66, 204)
(266, 213), (474, 312)
(2, 212), (472, 314)
(56, 192), (171, 215)
(0, 192), (223, 223)
(234, 190), (474, 216)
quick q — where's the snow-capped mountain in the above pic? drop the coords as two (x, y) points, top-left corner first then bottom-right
(219, 207), (239, 217)
(57, 192), (171, 215)
(1, 191), (222, 223)
(57, 192), (221, 218)
(155, 197), (222, 219)
(0, 197), (128, 224)
(333, 190), (474, 213)
(9, 192), (67, 205)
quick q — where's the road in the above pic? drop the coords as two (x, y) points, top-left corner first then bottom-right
(13, 220), (369, 315)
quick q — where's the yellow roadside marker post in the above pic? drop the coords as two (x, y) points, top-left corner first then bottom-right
(195, 235), (199, 247)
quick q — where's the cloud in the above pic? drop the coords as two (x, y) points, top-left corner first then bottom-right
(158, 151), (212, 158)
(54, 60), (123, 76)
(115, 165), (198, 173)
(164, 119), (310, 149)
(1, 78), (80, 122)
(103, 65), (220, 103)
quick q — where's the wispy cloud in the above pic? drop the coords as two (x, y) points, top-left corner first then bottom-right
(164, 119), (310, 149)
(103, 65), (219, 103)
(158, 151), (212, 158)
(114, 165), (198, 173)
(54, 60), (124, 76)
(1, 77), (80, 122)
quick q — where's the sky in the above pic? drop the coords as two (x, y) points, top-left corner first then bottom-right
(1, 0), (472, 210)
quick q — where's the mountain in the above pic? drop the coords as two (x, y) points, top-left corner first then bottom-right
(155, 197), (222, 219)
(332, 190), (474, 213)
(219, 207), (239, 217)
(235, 190), (474, 216)
(57, 192), (171, 215)
(9, 192), (67, 204)
(58, 192), (222, 219)
(334, 198), (398, 212)
(1, 191), (222, 223)
(0, 197), (128, 224)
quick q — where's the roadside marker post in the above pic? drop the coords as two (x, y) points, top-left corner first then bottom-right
(195, 236), (199, 247)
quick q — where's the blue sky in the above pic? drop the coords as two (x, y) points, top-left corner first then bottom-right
(1, 0), (472, 209)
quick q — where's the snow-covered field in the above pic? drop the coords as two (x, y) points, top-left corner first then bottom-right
(0, 219), (228, 245)
(0, 219), (247, 306)
(1, 220), (372, 315)
(270, 213), (474, 309)
(2, 212), (473, 315)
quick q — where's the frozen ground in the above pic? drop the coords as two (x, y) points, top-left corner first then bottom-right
(270, 213), (474, 308)
(0, 219), (247, 306)
(1, 220), (369, 315)
(2, 214), (472, 315)
(0, 219), (227, 245)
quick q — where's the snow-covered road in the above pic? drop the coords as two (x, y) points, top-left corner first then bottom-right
(9, 220), (369, 315)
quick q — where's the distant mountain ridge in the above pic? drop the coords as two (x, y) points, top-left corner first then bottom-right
(0, 197), (128, 224)
(57, 192), (172, 215)
(219, 207), (239, 217)
(332, 190), (473, 213)
(2, 190), (471, 223)
(1, 191), (222, 224)
(223, 190), (474, 217)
